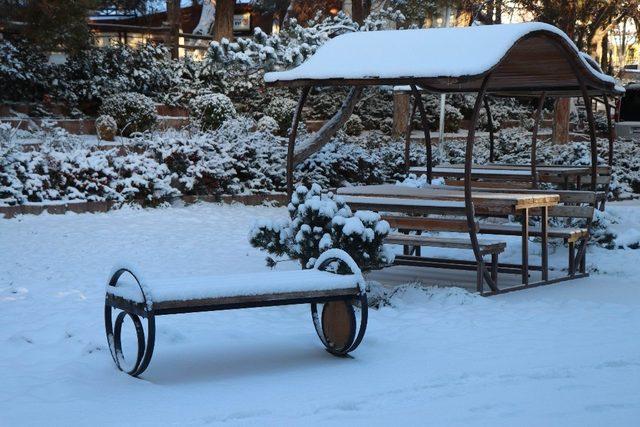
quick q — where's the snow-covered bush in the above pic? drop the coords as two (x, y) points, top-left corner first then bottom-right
(413, 95), (464, 133)
(264, 97), (298, 134)
(256, 115), (279, 134)
(308, 88), (347, 120)
(110, 152), (178, 204)
(249, 183), (393, 270)
(189, 92), (236, 131)
(99, 92), (157, 137)
(95, 115), (117, 141)
(54, 42), (183, 107)
(0, 40), (52, 102)
(356, 88), (394, 131)
(344, 114), (364, 136)
(4, 118), (637, 208)
(141, 118), (287, 195)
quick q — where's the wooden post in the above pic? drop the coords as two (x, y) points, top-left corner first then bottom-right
(552, 98), (570, 144)
(521, 208), (529, 285)
(393, 92), (411, 138)
(166, 0), (180, 59)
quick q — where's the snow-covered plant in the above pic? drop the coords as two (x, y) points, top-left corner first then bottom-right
(99, 92), (157, 137)
(256, 115), (279, 134)
(414, 94), (464, 133)
(264, 97), (298, 134)
(249, 183), (394, 270)
(54, 42), (182, 107)
(95, 115), (117, 141)
(344, 114), (364, 136)
(46, 149), (118, 202)
(308, 88), (347, 120)
(189, 92), (236, 131)
(0, 40), (51, 102)
(110, 152), (178, 204)
(355, 88), (394, 130)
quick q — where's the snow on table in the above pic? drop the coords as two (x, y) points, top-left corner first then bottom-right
(107, 269), (361, 303)
(265, 22), (617, 87)
(432, 167), (533, 176)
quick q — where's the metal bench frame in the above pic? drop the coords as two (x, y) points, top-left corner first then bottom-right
(104, 251), (368, 377)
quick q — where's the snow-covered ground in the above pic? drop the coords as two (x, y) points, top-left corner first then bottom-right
(1, 202), (639, 426)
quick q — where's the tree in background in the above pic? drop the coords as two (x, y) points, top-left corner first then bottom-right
(391, 0), (439, 27)
(0, 0), (97, 53)
(213, 0), (234, 40)
(193, 0), (217, 35)
(515, 0), (640, 143)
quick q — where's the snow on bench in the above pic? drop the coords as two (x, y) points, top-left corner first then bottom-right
(107, 269), (362, 305)
(104, 249), (369, 377)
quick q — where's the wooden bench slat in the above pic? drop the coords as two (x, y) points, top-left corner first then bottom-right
(152, 288), (359, 313)
(542, 205), (594, 219)
(385, 233), (506, 254)
(479, 223), (588, 242)
(340, 195), (467, 216)
(382, 215), (478, 232)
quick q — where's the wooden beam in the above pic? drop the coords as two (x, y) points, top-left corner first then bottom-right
(292, 87), (363, 165)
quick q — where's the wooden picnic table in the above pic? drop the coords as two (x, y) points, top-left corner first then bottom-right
(337, 184), (560, 285)
(409, 164), (592, 189)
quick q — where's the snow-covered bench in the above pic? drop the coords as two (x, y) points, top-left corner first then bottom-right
(383, 216), (506, 293)
(104, 249), (368, 377)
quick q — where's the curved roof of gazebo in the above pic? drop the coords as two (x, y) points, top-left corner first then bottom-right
(264, 22), (623, 96)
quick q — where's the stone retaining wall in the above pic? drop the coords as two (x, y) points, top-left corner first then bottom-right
(0, 193), (289, 219)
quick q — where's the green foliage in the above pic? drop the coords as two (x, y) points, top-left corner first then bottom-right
(99, 92), (157, 136)
(391, 0), (439, 27)
(249, 184), (393, 271)
(189, 93), (237, 131)
(264, 97), (298, 134)
(0, 40), (52, 102)
(344, 114), (364, 136)
(2, 0), (95, 53)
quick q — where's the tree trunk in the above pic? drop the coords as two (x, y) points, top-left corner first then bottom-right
(193, 0), (216, 35)
(600, 33), (609, 72)
(552, 98), (571, 144)
(363, 0), (371, 18)
(551, 17), (575, 145)
(213, 0), (234, 42)
(352, 0), (363, 24)
(166, 0), (181, 59)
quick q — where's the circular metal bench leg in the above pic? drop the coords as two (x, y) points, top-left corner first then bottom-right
(105, 268), (156, 377)
(105, 304), (156, 377)
(311, 293), (368, 357)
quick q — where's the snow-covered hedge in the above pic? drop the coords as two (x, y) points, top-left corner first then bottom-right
(99, 93), (157, 137)
(249, 183), (394, 270)
(256, 115), (279, 133)
(189, 93), (236, 131)
(264, 97), (298, 134)
(0, 10), (405, 122)
(2, 118), (639, 208)
(344, 114), (364, 136)
(0, 40), (51, 102)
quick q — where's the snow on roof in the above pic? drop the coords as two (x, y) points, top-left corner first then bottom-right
(143, 0), (251, 14)
(265, 22), (617, 89)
